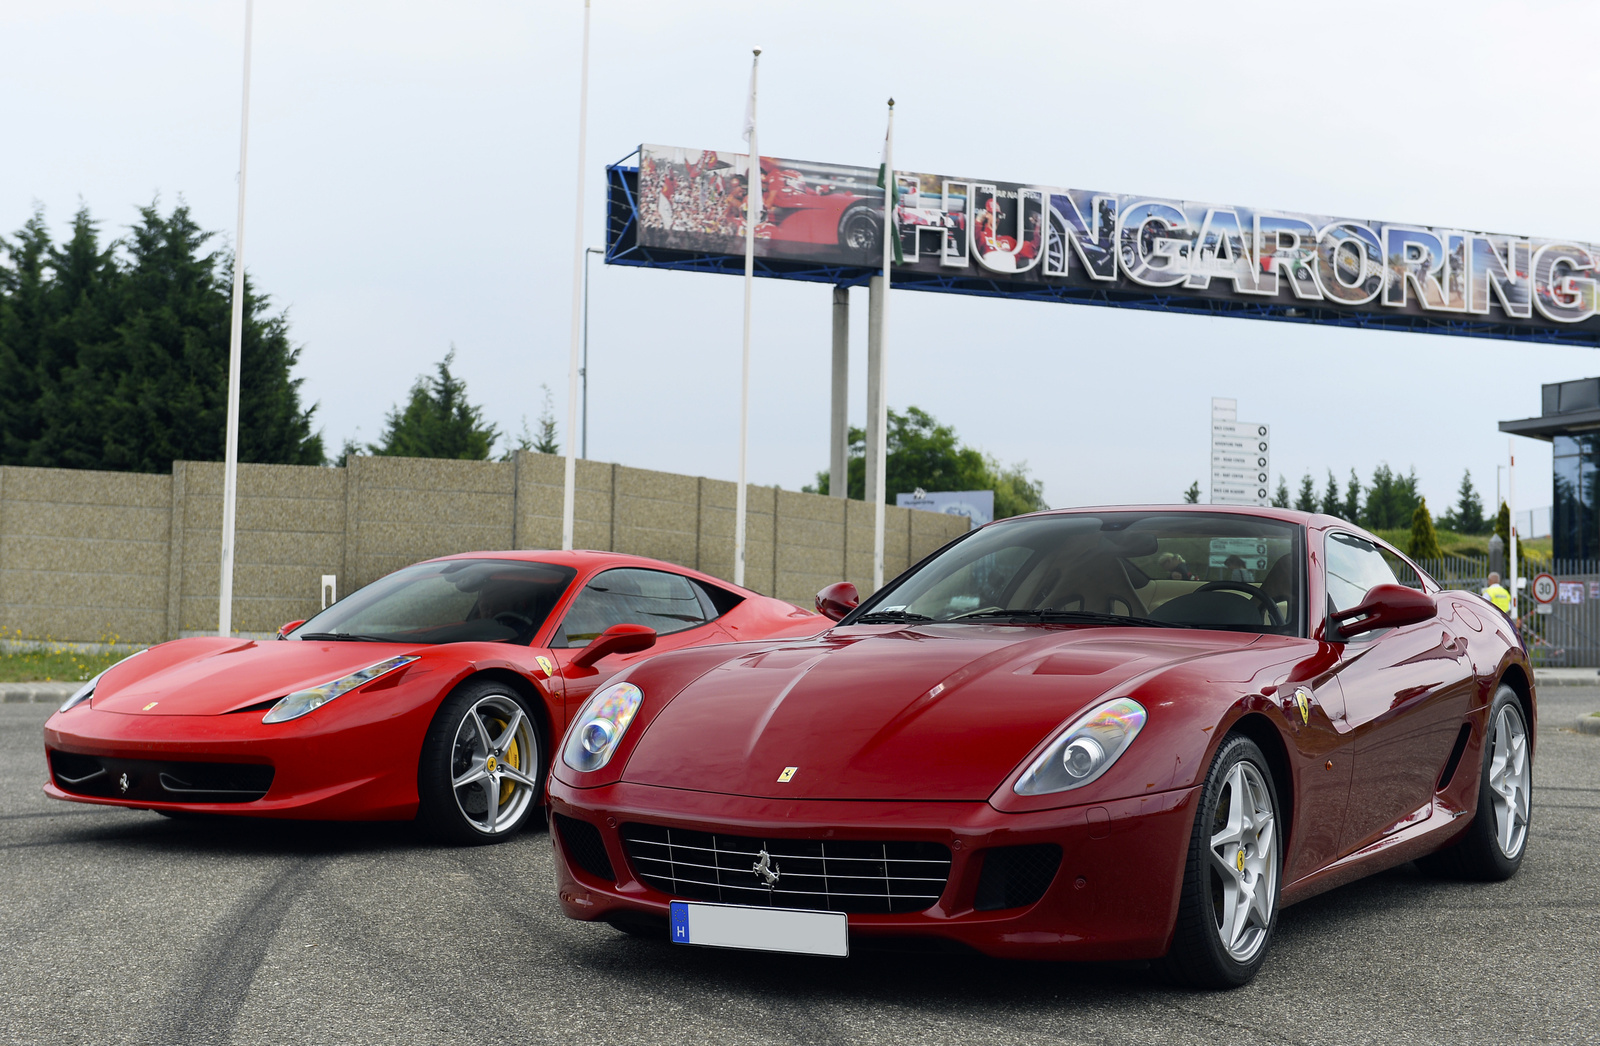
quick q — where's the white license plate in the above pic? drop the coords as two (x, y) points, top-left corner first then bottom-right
(668, 900), (848, 957)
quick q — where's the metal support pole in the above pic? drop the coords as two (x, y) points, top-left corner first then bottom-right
(218, 0), (253, 637)
(560, 0), (592, 550)
(1509, 440), (1519, 621)
(865, 275), (886, 579)
(582, 245), (603, 459)
(830, 286), (849, 499)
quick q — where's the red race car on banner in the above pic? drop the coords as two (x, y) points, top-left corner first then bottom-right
(549, 507), (1535, 987)
(43, 551), (823, 843)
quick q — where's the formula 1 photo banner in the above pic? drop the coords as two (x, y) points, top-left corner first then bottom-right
(636, 144), (1600, 334)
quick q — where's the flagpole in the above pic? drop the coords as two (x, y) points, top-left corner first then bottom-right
(218, 0), (253, 637)
(734, 48), (761, 588)
(561, 0), (593, 551)
(871, 99), (894, 591)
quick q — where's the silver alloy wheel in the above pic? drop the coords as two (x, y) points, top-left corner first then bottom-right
(1487, 704), (1532, 859)
(1208, 761), (1279, 963)
(448, 694), (538, 835)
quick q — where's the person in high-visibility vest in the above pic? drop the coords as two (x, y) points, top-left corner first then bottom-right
(1482, 571), (1512, 613)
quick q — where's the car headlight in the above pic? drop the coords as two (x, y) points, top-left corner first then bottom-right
(1013, 697), (1147, 795)
(561, 681), (642, 772)
(58, 649), (147, 713)
(262, 655), (417, 724)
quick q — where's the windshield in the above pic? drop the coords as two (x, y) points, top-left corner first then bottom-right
(852, 511), (1304, 636)
(290, 559), (577, 645)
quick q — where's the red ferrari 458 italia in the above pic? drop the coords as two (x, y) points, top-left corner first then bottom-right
(549, 507), (1535, 987)
(43, 551), (823, 843)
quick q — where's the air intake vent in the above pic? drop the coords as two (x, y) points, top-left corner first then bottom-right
(1437, 722), (1474, 791)
(974, 844), (1062, 911)
(48, 751), (272, 803)
(555, 814), (615, 882)
(621, 823), (951, 914)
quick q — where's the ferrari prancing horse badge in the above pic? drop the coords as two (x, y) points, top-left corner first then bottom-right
(1293, 686), (1313, 725)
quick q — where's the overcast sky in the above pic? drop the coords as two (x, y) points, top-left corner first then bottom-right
(6, 0), (1596, 525)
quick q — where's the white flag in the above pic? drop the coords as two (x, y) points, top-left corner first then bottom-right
(741, 59), (757, 143)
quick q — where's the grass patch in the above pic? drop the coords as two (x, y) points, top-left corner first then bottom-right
(0, 645), (139, 683)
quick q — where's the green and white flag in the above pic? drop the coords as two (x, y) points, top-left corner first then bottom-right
(876, 101), (903, 265)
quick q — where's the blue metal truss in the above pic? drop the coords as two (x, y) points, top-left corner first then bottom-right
(604, 161), (1600, 349)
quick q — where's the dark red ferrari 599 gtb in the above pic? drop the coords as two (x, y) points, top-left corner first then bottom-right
(548, 507), (1535, 987)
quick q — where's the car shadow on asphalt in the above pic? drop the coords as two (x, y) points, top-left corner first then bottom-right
(4, 806), (454, 858)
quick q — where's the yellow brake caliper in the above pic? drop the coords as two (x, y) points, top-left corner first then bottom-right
(495, 719), (519, 805)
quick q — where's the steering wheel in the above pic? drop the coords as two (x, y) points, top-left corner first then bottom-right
(493, 611), (535, 631)
(1195, 581), (1285, 626)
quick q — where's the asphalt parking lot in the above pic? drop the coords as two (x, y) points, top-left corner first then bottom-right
(3, 694), (1597, 1046)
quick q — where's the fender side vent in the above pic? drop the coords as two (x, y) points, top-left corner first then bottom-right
(1437, 723), (1473, 791)
(556, 814), (615, 882)
(974, 844), (1063, 911)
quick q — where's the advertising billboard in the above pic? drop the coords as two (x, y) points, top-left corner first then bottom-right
(895, 489), (992, 528)
(635, 144), (1600, 336)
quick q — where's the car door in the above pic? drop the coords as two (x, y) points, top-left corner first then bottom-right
(545, 567), (723, 733)
(1322, 531), (1475, 855)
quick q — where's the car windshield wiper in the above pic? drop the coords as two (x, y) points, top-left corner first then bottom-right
(948, 609), (1190, 629)
(853, 610), (933, 624)
(295, 631), (394, 642)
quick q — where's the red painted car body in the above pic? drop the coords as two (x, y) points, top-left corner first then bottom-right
(42, 550), (823, 821)
(549, 507), (1534, 962)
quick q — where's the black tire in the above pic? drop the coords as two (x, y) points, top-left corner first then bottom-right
(1162, 735), (1283, 989)
(1416, 685), (1531, 881)
(416, 678), (544, 846)
(838, 203), (881, 256)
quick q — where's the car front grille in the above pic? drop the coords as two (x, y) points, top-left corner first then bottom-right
(620, 822), (952, 914)
(48, 750), (274, 803)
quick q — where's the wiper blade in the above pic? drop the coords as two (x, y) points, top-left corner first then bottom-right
(295, 632), (393, 642)
(854, 610), (933, 624)
(951, 609), (1190, 629)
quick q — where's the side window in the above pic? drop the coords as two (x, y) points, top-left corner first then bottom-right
(561, 568), (709, 646)
(1324, 532), (1399, 613)
(1379, 549), (1423, 590)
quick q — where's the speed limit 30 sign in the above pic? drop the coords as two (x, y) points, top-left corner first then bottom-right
(1532, 573), (1557, 604)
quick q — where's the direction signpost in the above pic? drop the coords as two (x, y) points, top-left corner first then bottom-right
(1210, 397), (1270, 506)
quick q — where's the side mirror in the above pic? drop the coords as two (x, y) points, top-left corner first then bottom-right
(277, 620), (306, 640)
(571, 623), (657, 668)
(816, 582), (860, 622)
(1330, 583), (1437, 638)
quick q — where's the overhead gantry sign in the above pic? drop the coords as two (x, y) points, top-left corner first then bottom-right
(605, 144), (1600, 347)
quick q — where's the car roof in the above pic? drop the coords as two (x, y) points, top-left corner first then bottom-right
(418, 549), (754, 594)
(1003, 504), (1339, 528)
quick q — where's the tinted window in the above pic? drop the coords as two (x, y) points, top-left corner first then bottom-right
(562, 568), (708, 646)
(858, 511), (1304, 636)
(292, 559), (576, 645)
(1325, 532), (1399, 613)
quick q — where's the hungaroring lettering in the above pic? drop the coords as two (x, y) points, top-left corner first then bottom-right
(636, 144), (1593, 330)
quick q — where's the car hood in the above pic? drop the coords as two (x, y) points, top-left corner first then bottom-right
(91, 637), (430, 716)
(621, 624), (1260, 801)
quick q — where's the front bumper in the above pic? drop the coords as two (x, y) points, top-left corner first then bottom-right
(548, 778), (1199, 962)
(41, 693), (439, 820)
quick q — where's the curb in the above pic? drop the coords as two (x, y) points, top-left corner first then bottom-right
(1533, 672), (1600, 687)
(1, 682), (79, 705)
(1575, 715), (1600, 737)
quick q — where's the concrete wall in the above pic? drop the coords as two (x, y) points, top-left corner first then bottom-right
(0, 454), (969, 644)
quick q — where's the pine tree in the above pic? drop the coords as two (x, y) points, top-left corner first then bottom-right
(1365, 464), (1397, 528)
(0, 202), (322, 471)
(1183, 480), (1200, 504)
(1409, 498), (1443, 561)
(1320, 470), (1341, 516)
(533, 383), (559, 454)
(1272, 475), (1290, 508)
(1294, 472), (1317, 512)
(1451, 469), (1485, 534)
(369, 348), (499, 460)
(1494, 500), (1511, 562)
(1344, 468), (1362, 523)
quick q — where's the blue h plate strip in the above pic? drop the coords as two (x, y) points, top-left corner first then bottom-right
(670, 901), (690, 944)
